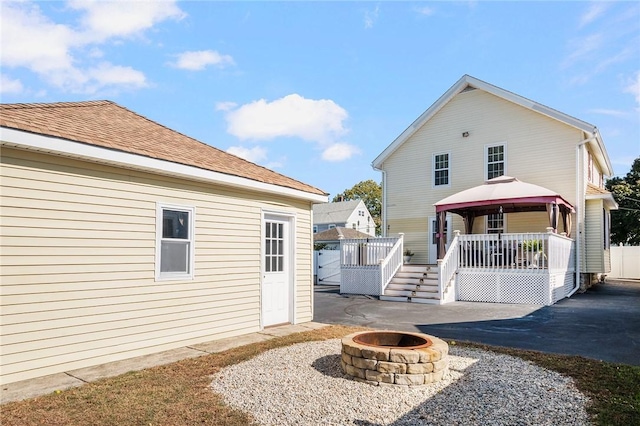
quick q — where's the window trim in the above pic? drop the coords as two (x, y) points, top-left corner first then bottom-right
(486, 212), (506, 234)
(155, 203), (195, 281)
(484, 142), (507, 180)
(432, 152), (451, 188)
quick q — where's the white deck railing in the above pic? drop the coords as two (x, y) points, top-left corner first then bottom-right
(457, 230), (574, 271)
(340, 235), (401, 296)
(379, 234), (404, 295)
(438, 231), (460, 302)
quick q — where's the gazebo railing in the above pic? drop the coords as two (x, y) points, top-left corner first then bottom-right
(457, 229), (573, 271)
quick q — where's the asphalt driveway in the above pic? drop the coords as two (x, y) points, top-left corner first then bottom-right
(313, 279), (640, 366)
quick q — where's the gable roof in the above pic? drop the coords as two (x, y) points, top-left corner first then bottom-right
(0, 101), (327, 201)
(313, 200), (364, 224)
(372, 75), (613, 176)
(313, 227), (371, 242)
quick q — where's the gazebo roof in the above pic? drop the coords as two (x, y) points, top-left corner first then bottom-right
(434, 176), (575, 215)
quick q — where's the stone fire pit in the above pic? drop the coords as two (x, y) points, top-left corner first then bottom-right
(341, 331), (449, 387)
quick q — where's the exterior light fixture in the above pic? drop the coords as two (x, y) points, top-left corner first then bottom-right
(462, 131), (469, 137)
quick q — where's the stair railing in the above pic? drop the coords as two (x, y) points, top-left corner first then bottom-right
(437, 230), (460, 301)
(379, 233), (404, 295)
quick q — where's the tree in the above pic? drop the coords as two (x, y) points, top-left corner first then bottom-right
(333, 179), (382, 235)
(606, 157), (640, 245)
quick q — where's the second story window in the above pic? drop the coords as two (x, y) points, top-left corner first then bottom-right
(486, 144), (505, 179)
(433, 153), (449, 186)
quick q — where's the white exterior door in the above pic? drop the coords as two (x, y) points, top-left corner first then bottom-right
(428, 215), (451, 264)
(262, 215), (291, 326)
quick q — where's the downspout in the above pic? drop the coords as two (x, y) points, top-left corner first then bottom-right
(569, 134), (596, 297)
(372, 161), (387, 237)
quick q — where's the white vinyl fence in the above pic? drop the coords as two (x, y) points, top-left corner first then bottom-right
(315, 249), (341, 285)
(609, 245), (640, 279)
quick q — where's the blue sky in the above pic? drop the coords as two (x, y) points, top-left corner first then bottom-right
(1, 1), (638, 198)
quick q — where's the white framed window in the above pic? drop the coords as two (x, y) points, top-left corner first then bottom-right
(328, 224), (336, 229)
(433, 152), (450, 187)
(313, 225), (318, 233)
(485, 143), (506, 180)
(156, 203), (195, 281)
(486, 213), (504, 234)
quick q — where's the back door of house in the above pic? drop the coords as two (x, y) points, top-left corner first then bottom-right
(262, 215), (291, 326)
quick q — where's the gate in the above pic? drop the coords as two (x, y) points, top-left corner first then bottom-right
(316, 249), (341, 285)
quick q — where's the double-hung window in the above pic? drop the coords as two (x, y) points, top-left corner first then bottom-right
(156, 203), (195, 281)
(486, 144), (506, 180)
(433, 153), (450, 187)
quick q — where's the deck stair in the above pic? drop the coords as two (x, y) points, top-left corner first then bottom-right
(380, 264), (440, 304)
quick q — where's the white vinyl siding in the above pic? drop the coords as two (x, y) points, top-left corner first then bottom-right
(585, 199), (605, 273)
(381, 88), (580, 264)
(0, 147), (314, 384)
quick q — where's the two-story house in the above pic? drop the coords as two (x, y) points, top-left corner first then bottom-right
(313, 200), (376, 237)
(361, 75), (617, 306)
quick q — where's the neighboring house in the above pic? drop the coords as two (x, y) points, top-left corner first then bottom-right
(313, 200), (376, 236)
(314, 227), (372, 250)
(0, 101), (327, 385)
(345, 75), (616, 305)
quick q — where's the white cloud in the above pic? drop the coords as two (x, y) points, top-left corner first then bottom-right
(623, 71), (640, 106)
(86, 63), (147, 90)
(0, 74), (24, 94)
(224, 94), (348, 144)
(579, 3), (609, 28)
(414, 6), (435, 17)
(364, 4), (379, 29)
(69, 0), (186, 43)
(222, 94), (357, 163)
(0, 1), (183, 94)
(562, 33), (603, 69)
(216, 101), (238, 112)
(1, 3), (77, 73)
(321, 143), (361, 162)
(587, 108), (629, 117)
(226, 146), (268, 163)
(171, 50), (235, 71)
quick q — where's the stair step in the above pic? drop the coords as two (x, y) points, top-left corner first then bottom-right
(385, 283), (438, 292)
(390, 277), (438, 285)
(384, 289), (438, 298)
(409, 297), (440, 304)
(379, 295), (409, 303)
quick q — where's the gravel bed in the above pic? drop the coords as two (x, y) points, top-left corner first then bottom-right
(211, 339), (589, 425)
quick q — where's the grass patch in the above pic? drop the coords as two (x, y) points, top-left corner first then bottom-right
(455, 341), (640, 425)
(2, 325), (638, 425)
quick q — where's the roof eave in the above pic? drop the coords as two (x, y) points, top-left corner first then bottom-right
(1, 127), (328, 204)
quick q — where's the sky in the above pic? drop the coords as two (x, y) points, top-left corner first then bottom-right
(1, 1), (639, 199)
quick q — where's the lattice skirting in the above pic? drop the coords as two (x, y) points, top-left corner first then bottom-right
(341, 268), (381, 296)
(458, 271), (553, 305)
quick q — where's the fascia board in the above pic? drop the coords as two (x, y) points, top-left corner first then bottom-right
(586, 193), (619, 210)
(1, 127), (328, 204)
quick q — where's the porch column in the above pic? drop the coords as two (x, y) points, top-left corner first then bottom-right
(436, 211), (446, 259)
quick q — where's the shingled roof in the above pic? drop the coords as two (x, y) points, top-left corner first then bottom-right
(0, 100), (326, 196)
